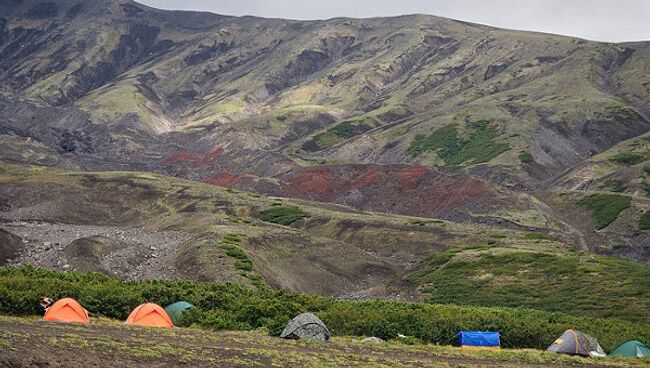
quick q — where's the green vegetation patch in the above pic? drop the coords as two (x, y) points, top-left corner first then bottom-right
(603, 105), (636, 124)
(640, 211), (650, 231)
(219, 234), (258, 281)
(611, 152), (646, 166)
(2, 266), (649, 351)
(408, 121), (510, 165)
(259, 205), (309, 226)
(311, 118), (372, 150)
(407, 250), (650, 324)
(577, 193), (632, 230)
(522, 232), (556, 241)
(518, 151), (534, 164)
(600, 179), (627, 193)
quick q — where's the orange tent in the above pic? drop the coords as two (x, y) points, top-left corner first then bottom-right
(42, 297), (90, 324)
(125, 303), (173, 328)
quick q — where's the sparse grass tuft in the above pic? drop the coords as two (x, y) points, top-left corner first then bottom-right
(577, 193), (631, 230)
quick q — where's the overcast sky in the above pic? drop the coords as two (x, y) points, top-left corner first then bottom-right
(137, 0), (650, 43)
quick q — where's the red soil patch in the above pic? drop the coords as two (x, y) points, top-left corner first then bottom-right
(287, 167), (335, 198)
(270, 164), (510, 219)
(163, 150), (203, 165)
(205, 147), (224, 161)
(350, 169), (380, 189)
(398, 165), (427, 190)
(204, 173), (242, 188)
(163, 147), (225, 166)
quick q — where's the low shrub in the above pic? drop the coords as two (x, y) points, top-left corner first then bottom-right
(0, 266), (648, 352)
(408, 121), (510, 165)
(518, 151), (534, 164)
(611, 152), (645, 166)
(522, 232), (556, 241)
(259, 205), (309, 226)
(577, 193), (631, 230)
(640, 211), (650, 231)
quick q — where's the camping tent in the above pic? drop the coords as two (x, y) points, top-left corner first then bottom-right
(280, 313), (330, 341)
(546, 330), (606, 357)
(164, 301), (193, 325)
(42, 297), (90, 324)
(457, 331), (501, 349)
(126, 303), (173, 328)
(610, 340), (650, 358)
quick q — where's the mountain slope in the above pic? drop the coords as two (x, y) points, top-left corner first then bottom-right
(0, 0), (648, 263)
(1, 161), (648, 322)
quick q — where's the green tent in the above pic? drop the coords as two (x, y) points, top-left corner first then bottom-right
(610, 340), (650, 358)
(164, 301), (193, 325)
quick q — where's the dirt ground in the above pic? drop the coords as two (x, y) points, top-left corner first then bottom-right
(0, 316), (645, 368)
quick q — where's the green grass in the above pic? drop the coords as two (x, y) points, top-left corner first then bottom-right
(577, 193), (632, 230)
(522, 232), (556, 241)
(604, 105), (637, 124)
(407, 249), (650, 323)
(1, 266), (649, 352)
(408, 121), (510, 165)
(328, 121), (357, 138)
(219, 234), (258, 280)
(644, 164), (650, 175)
(601, 179), (628, 193)
(640, 211), (650, 230)
(611, 152), (646, 166)
(312, 119), (370, 150)
(259, 205), (310, 226)
(518, 151), (534, 164)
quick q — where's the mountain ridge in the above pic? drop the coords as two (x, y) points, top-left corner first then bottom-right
(0, 0), (648, 296)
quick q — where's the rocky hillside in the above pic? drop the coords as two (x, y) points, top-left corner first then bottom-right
(0, 0), (648, 267)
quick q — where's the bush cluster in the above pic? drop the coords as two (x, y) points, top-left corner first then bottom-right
(611, 152), (645, 166)
(259, 205), (309, 226)
(1, 266), (648, 351)
(408, 121), (509, 165)
(577, 193), (631, 230)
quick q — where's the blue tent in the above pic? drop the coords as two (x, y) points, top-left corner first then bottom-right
(457, 331), (501, 349)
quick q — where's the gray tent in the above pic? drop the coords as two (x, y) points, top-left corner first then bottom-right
(280, 313), (331, 341)
(546, 330), (606, 357)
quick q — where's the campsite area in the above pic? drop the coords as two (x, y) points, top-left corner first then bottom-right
(1, 316), (647, 368)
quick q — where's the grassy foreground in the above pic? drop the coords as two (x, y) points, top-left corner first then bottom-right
(1, 315), (649, 368)
(1, 266), (649, 353)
